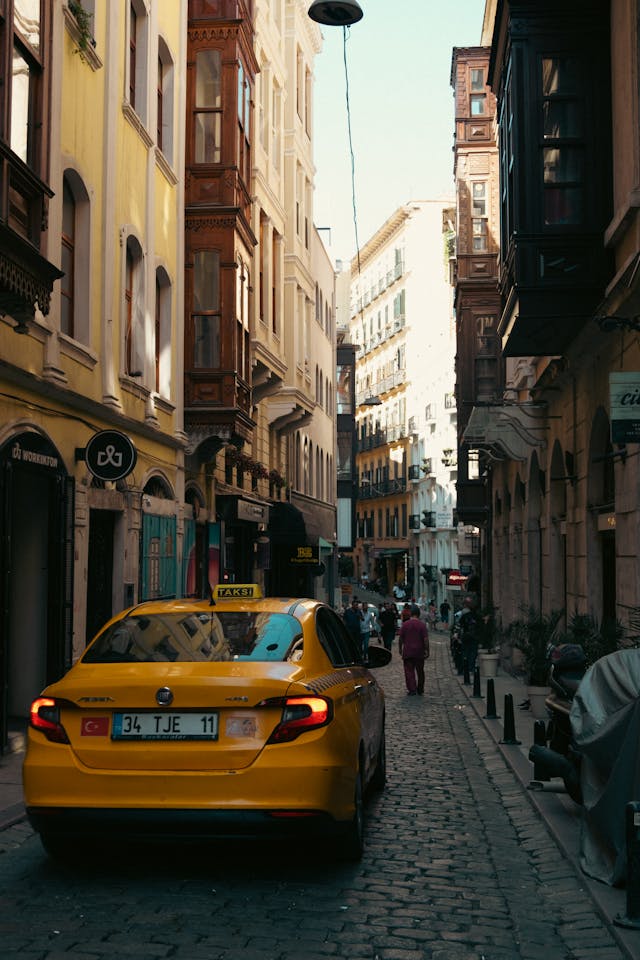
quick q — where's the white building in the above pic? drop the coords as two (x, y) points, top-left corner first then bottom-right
(351, 200), (459, 603)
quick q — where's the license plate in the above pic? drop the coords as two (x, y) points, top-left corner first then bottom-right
(111, 712), (218, 741)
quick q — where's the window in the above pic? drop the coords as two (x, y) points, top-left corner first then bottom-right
(61, 180), (75, 337)
(9, 1), (43, 170)
(472, 182), (488, 252)
(272, 83), (281, 171)
(194, 50), (222, 163)
(192, 250), (221, 368)
(470, 93), (485, 116)
(60, 170), (91, 343)
(155, 267), (172, 396)
(157, 38), (174, 162)
(128, 1), (148, 123)
(125, 236), (145, 377)
(259, 60), (269, 152)
(471, 67), (484, 91)
(237, 59), (251, 184)
(541, 58), (583, 225)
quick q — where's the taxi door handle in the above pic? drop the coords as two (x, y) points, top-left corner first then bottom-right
(354, 684), (364, 695)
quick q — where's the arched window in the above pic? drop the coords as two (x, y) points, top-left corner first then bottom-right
(157, 36), (175, 163)
(125, 235), (145, 378)
(155, 267), (172, 396)
(61, 170), (91, 344)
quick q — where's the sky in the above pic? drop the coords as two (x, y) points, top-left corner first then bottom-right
(312, 0), (486, 264)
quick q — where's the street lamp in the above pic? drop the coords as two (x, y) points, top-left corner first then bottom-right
(308, 1), (363, 26)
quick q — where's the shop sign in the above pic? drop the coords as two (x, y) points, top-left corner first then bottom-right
(290, 545), (320, 565)
(237, 499), (269, 524)
(9, 436), (60, 472)
(436, 509), (453, 528)
(85, 430), (137, 482)
(447, 570), (467, 587)
(610, 372), (640, 443)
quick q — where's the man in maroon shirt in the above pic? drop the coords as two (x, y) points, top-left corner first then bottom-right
(398, 604), (430, 696)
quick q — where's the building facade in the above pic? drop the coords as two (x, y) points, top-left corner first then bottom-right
(351, 200), (458, 600)
(0, 1), (187, 748)
(454, 0), (640, 641)
(0, 0), (338, 750)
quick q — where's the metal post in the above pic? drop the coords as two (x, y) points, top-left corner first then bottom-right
(472, 666), (482, 698)
(500, 693), (521, 745)
(463, 657), (470, 685)
(485, 678), (500, 719)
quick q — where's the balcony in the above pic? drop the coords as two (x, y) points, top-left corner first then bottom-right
(456, 478), (489, 526)
(421, 510), (436, 527)
(357, 423), (408, 451)
(409, 514), (421, 530)
(408, 463), (421, 481)
(358, 477), (407, 499)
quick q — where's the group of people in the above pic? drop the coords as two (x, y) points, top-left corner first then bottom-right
(342, 596), (431, 696)
(342, 592), (481, 699)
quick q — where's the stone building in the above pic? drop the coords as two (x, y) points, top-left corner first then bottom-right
(454, 0), (640, 638)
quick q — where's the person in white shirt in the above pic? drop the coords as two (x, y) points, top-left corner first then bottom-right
(359, 602), (379, 663)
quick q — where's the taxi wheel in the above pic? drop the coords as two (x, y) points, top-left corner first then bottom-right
(370, 729), (386, 791)
(340, 767), (364, 861)
(39, 832), (80, 863)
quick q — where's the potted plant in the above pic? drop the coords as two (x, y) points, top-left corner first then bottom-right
(477, 603), (500, 677)
(510, 607), (563, 718)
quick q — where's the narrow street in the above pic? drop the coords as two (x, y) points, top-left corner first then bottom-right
(0, 635), (631, 960)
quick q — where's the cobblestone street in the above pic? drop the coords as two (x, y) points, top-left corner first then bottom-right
(0, 636), (633, 960)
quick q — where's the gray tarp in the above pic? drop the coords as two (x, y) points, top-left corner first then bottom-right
(570, 648), (640, 886)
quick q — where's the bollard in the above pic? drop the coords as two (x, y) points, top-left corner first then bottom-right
(485, 677), (500, 719)
(463, 657), (470, 685)
(500, 693), (521, 745)
(472, 666), (482, 698)
(532, 720), (550, 781)
(615, 801), (640, 929)
(456, 649), (464, 675)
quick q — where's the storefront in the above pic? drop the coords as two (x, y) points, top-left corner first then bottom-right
(0, 430), (73, 750)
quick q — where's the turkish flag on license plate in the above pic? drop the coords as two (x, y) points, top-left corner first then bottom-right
(81, 717), (110, 737)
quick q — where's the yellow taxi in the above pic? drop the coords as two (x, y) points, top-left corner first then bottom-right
(23, 585), (390, 860)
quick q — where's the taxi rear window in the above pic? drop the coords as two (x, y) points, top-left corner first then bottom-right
(83, 612), (302, 664)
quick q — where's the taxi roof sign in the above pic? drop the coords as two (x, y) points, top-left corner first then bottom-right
(213, 583), (263, 601)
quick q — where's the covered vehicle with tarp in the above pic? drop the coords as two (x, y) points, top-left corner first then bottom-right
(570, 648), (640, 886)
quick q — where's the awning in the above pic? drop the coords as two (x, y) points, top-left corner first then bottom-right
(462, 404), (547, 462)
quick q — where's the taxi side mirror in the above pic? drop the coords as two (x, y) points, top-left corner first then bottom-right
(367, 645), (392, 668)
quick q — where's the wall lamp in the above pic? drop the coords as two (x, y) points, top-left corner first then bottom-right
(595, 314), (640, 333)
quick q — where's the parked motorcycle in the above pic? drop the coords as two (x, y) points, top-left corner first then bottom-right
(530, 647), (640, 886)
(529, 642), (587, 802)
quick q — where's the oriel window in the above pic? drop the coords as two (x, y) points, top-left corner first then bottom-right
(195, 50), (222, 163)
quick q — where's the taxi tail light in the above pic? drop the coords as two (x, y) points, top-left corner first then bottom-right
(261, 696), (333, 744)
(29, 697), (70, 744)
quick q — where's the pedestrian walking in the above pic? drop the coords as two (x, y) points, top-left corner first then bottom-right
(343, 597), (362, 650)
(458, 593), (480, 674)
(440, 599), (451, 630)
(398, 603), (430, 696)
(359, 601), (379, 663)
(379, 601), (397, 653)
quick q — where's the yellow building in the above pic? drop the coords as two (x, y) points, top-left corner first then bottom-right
(0, 2), (187, 748)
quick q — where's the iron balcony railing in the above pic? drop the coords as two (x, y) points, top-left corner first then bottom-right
(358, 477), (407, 499)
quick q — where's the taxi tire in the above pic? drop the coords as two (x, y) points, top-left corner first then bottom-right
(340, 766), (364, 861)
(39, 831), (81, 863)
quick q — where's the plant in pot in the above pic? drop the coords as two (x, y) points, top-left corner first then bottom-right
(478, 603), (500, 677)
(510, 607), (563, 718)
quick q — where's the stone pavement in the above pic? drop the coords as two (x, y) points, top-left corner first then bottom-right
(0, 632), (639, 960)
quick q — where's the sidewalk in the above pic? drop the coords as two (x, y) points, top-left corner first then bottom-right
(0, 725), (26, 831)
(448, 642), (640, 960)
